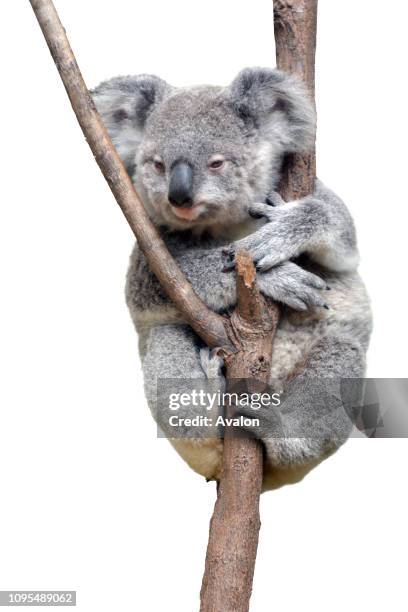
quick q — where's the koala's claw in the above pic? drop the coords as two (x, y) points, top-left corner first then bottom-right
(248, 193), (286, 219)
(221, 260), (235, 273)
(248, 208), (266, 220)
(265, 191), (287, 208)
(265, 196), (277, 207)
(221, 247), (236, 272)
(247, 201), (277, 220)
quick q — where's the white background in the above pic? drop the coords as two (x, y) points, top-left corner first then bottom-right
(1, 1), (407, 610)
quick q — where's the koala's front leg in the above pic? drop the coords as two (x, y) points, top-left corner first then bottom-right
(174, 247), (236, 313)
(142, 323), (224, 481)
(177, 247), (328, 312)
(225, 180), (360, 273)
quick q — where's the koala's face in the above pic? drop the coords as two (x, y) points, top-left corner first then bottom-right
(136, 89), (266, 229)
(92, 69), (315, 230)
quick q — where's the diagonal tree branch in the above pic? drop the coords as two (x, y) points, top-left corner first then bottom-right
(29, 3), (273, 609)
(28, 0), (228, 350)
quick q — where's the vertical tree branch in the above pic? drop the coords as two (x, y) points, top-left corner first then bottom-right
(200, 253), (279, 612)
(200, 2), (318, 611)
(275, 0), (318, 200)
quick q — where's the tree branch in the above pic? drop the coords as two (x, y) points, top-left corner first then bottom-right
(29, 1), (317, 611)
(200, 253), (279, 612)
(275, 0), (318, 201)
(200, 2), (319, 609)
(28, 4), (274, 609)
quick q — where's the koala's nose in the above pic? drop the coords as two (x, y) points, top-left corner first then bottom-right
(168, 161), (194, 207)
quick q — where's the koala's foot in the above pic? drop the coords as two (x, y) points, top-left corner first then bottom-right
(200, 348), (225, 379)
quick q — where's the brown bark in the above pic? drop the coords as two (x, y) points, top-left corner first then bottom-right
(200, 3), (318, 609)
(274, 0), (318, 200)
(200, 253), (279, 612)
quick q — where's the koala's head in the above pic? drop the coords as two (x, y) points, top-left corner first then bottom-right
(92, 68), (315, 230)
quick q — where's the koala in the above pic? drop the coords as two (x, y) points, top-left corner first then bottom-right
(92, 67), (372, 491)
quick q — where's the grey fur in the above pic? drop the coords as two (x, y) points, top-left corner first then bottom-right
(93, 67), (372, 490)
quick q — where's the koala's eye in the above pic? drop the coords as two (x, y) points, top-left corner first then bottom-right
(153, 158), (165, 174)
(208, 156), (225, 170)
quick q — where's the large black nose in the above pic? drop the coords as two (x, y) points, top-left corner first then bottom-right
(168, 161), (194, 207)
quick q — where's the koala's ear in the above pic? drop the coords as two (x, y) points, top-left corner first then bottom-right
(227, 67), (316, 153)
(91, 75), (171, 175)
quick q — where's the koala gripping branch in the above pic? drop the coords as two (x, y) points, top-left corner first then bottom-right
(201, 2), (318, 609)
(29, 3), (272, 610)
(29, 1), (317, 611)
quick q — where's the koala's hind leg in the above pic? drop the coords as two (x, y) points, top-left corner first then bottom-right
(142, 323), (224, 481)
(232, 334), (366, 490)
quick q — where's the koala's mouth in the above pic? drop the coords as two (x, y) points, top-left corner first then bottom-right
(169, 203), (206, 222)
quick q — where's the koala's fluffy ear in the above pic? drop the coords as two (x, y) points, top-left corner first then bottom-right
(91, 75), (171, 175)
(227, 67), (316, 153)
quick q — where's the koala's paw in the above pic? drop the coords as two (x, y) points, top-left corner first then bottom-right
(223, 196), (307, 272)
(256, 261), (329, 311)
